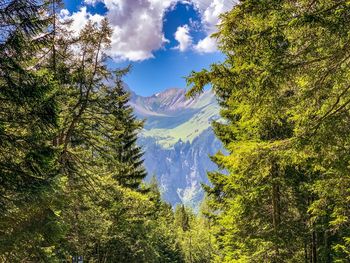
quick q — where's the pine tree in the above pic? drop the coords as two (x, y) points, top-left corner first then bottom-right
(105, 69), (147, 189)
(187, 0), (350, 262)
(0, 1), (62, 260)
(0, 1), (200, 261)
(174, 204), (215, 263)
(50, 18), (115, 257)
(36, 16), (173, 261)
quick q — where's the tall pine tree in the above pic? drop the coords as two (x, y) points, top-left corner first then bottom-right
(103, 68), (147, 189)
(187, 0), (350, 262)
(0, 0), (60, 259)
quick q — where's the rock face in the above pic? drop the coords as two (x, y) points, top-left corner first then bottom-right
(130, 88), (222, 208)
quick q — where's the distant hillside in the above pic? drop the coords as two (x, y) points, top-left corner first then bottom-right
(130, 88), (222, 207)
(130, 88), (220, 147)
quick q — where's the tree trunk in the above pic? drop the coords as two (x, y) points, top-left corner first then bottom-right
(189, 231), (193, 263)
(271, 161), (281, 261)
(311, 231), (317, 263)
(304, 241), (308, 263)
(324, 230), (331, 263)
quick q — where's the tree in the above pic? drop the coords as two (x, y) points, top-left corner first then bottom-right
(174, 204), (214, 263)
(187, 0), (350, 262)
(0, 0), (61, 259)
(31, 14), (182, 261)
(101, 68), (147, 190)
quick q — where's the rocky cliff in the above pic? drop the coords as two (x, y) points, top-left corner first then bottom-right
(130, 88), (222, 207)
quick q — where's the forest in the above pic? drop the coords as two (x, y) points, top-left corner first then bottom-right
(1, 0), (350, 262)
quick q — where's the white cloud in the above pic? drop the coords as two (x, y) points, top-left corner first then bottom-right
(60, 7), (104, 35)
(106, 0), (176, 61)
(168, 0), (237, 53)
(96, 0), (177, 61)
(84, 0), (99, 5)
(194, 35), (217, 53)
(63, 0), (237, 60)
(174, 24), (192, 52)
(191, 0), (236, 53)
(63, 0), (176, 61)
(200, 0), (227, 26)
(59, 9), (70, 17)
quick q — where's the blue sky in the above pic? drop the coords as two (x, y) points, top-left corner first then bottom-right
(62, 0), (232, 96)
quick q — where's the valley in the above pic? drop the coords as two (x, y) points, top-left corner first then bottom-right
(130, 88), (222, 207)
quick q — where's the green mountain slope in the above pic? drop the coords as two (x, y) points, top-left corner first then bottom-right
(130, 88), (222, 207)
(131, 88), (220, 147)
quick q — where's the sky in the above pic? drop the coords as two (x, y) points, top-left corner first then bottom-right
(62, 0), (236, 96)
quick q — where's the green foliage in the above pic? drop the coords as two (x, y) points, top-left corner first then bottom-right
(187, 0), (350, 262)
(0, 0), (60, 259)
(42, 15), (182, 262)
(4, 0), (350, 262)
(0, 2), (188, 262)
(174, 204), (215, 263)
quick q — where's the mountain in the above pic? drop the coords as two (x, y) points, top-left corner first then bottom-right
(130, 88), (222, 208)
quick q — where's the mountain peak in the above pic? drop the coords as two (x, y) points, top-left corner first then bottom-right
(130, 87), (215, 117)
(155, 87), (185, 96)
(138, 88), (184, 99)
(130, 88), (187, 115)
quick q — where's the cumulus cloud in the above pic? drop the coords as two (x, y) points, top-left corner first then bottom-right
(60, 7), (104, 35)
(172, 0), (237, 53)
(194, 35), (217, 53)
(200, 0), (228, 26)
(63, 0), (237, 60)
(108, 0), (177, 61)
(173, 0), (236, 53)
(84, 0), (99, 5)
(174, 25), (192, 52)
(192, 0), (236, 53)
(63, 0), (176, 61)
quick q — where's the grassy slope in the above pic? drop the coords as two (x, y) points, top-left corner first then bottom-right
(140, 93), (220, 148)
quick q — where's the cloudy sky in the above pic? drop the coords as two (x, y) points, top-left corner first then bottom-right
(62, 0), (236, 95)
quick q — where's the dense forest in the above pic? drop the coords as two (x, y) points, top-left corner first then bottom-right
(1, 0), (350, 262)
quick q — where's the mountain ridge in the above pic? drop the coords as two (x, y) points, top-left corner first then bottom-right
(129, 87), (214, 115)
(130, 87), (220, 147)
(130, 87), (222, 207)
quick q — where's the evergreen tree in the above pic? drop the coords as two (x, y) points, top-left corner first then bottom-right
(33, 14), (182, 261)
(102, 68), (147, 189)
(174, 204), (214, 263)
(175, 205), (190, 232)
(0, 1), (203, 262)
(0, 0), (60, 259)
(187, 0), (350, 262)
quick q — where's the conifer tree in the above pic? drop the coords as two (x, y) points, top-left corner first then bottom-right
(0, 0), (60, 259)
(102, 68), (147, 189)
(35, 15), (180, 261)
(188, 0), (350, 262)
